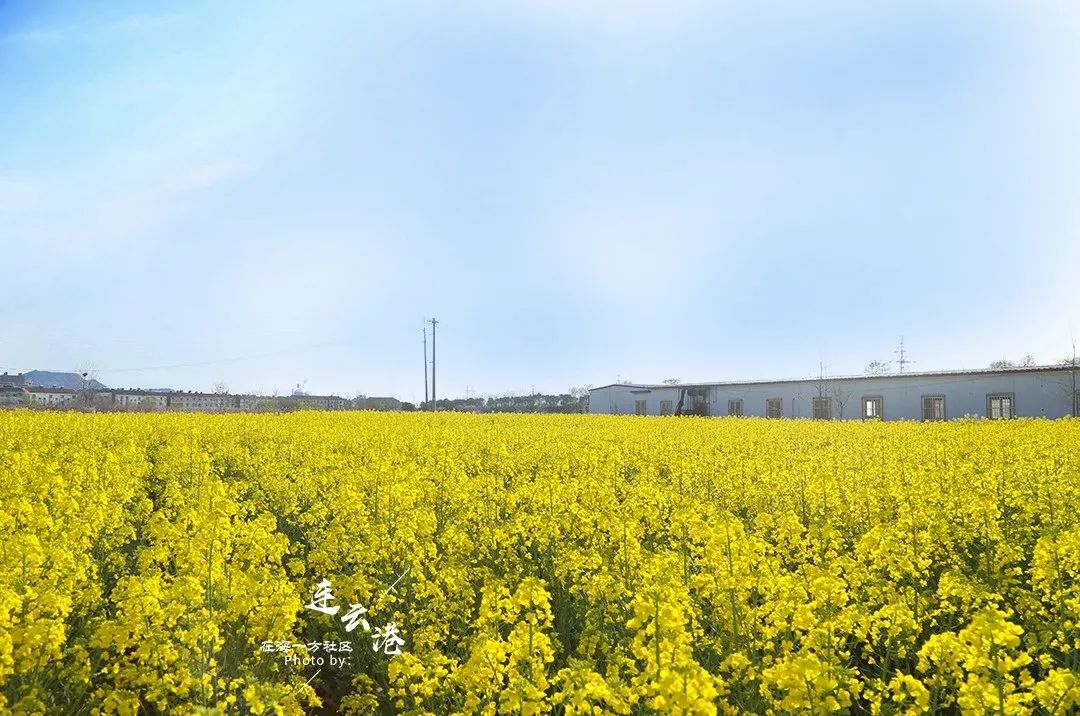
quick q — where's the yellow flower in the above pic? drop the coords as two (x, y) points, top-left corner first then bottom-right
(1, 411), (1078, 712)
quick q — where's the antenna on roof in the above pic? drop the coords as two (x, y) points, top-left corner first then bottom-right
(895, 336), (914, 373)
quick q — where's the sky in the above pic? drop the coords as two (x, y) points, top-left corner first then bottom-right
(2, 0), (1079, 401)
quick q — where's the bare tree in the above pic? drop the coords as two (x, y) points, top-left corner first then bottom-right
(865, 360), (892, 375)
(567, 386), (591, 412)
(831, 383), (853, 419)
(812, 363), (834, 420)
(213, 381), (229, 395)
(662, 378), (681, 385)
(75, 362), (100, 410)
(989, 356), (1036, 369)
(812, 362), (851, 419)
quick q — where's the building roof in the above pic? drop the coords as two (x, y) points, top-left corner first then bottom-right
(588, 364), (1076, 393)
(27, 386), (76, 394)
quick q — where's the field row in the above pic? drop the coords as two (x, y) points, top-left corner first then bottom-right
(1, 412), (1079, 714)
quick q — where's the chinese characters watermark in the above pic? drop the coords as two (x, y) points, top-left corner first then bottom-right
(302, 576), (407, 655)
(259, 571), (409, 673)
(260, 639), (355, 668)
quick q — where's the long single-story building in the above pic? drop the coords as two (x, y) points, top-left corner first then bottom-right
(588, 365), (1079, 420)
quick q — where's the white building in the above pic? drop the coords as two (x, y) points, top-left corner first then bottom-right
(166, 392), (237, 411)
(589, 365), (1079, 421)
(355, 396), (402, 411)
(294, 394), (349, 410)
(27, 386), (77, 407)
(236, 394), (266, 411)
(112, 389), (169, 410)
(0, 380), (354, 413)
(0, 386), (28, 407)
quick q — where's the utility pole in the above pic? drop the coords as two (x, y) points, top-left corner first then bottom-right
(895, 336), (914, 374)
(422, 322), (429, 410)
(430, 318), (438, 411)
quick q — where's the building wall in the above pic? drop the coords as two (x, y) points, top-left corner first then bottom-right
(167, 394), (235, 411)
(589, 369), (1078, 420)
(359, 397), (402, 411)
(588, 385), (684, 416)
(113, 393), (169, 409)
(237, 395), (265, 410)
(3, 387), (352, 412)
(0, 387), (28, 407)
(28, 390), (76, 407)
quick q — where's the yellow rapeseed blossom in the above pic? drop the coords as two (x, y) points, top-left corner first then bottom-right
(1, 410), (1079, 713)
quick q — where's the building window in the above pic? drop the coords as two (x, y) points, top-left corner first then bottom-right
(812, 396), (832, 420)
(862, 396), (883, 419)
(766, 398), (783, 418)
(987, 393), (1015, 419)
(660, 400), (673, 416)
(922, 395), (945, 421)
(635, 399), (647, 415)
(727, 399), (743, 417)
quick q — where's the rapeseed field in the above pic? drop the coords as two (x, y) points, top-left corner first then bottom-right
(1, 411), (1078, 714)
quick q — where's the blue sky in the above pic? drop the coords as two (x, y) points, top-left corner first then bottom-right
(2, 1), (1078, 400)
